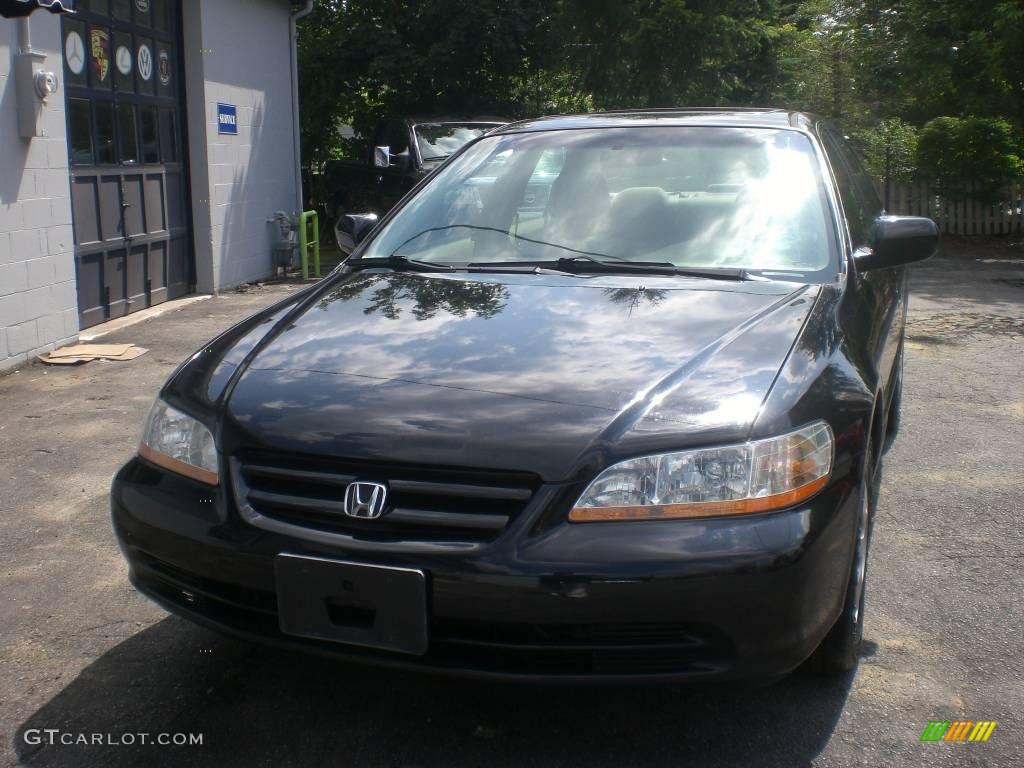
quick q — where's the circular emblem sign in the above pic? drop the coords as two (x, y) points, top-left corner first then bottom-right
(115, 45), (133, 76)
(158, 49), (171, 86)
(135, 0), (150, 11)
(64, 31), (85, 75)
(137, 44), (153, 81)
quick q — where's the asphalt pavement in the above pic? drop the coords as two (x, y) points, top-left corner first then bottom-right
(0, 241), (1021, 767)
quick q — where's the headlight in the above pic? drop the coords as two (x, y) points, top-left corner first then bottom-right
(569, 421), (833, 522)
(138, 399), (219, 485)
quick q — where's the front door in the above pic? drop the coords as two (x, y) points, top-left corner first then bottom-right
(62, 0), (192, 329)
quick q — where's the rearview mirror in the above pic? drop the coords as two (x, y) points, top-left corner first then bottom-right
(335, 213), (379, 255)
(856, 216), (939, 271)
(373, 146), (390, 169)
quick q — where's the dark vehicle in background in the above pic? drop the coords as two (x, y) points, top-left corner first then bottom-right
(329, 116), (505, 252)
(112, 109), (938, 683)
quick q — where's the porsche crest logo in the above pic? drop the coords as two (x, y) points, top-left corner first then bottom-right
(90, 29), (110, 83)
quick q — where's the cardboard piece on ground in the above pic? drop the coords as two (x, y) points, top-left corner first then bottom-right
(38, 356), (90, 365)
(39, 343), (149, 365)
(47, 343), (133, 359)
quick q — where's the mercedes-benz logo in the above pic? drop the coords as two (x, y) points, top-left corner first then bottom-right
(64, 31), (85, 76)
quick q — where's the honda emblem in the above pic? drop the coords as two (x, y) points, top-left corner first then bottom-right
(343, 482), (388, 520)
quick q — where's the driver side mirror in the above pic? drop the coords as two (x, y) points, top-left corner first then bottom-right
(373, 146), (411, 171)
(335, 213), (379, 255)
(856, 215), (939, 271)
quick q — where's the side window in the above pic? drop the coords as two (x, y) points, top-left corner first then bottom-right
(821, 126), (882, 246)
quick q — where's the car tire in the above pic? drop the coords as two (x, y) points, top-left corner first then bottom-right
(807, 444), (876, 676)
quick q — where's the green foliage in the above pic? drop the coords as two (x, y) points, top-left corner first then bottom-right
(916, 117), (1024, 202)
(857, 119), (919, 182)
(296, 0), (1024, 191)
(773, 0), (1024, 132)
(556, 0), (784, 109)
(298, 0), (563, 161)
(297, 0), (793, 162)
(772, 1), (869, 125)
(886, 0), (1024, 127)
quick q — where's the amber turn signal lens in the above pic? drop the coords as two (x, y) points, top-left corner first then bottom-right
(139, 442), (219, 486)
(569, 474), (828, 522)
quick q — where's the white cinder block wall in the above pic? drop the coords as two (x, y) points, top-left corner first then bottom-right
(183, 0), (298, 293)
(0, 15), (78, 370)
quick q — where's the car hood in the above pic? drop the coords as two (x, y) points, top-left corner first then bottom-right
(218, 271), (819, 481)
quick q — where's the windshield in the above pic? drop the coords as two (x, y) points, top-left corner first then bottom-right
(414, 123), (499, 161)
(363, 127), (838, 279)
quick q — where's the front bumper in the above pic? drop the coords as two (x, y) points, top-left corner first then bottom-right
(111, 456), (860, 683)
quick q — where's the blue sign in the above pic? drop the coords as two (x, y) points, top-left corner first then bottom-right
(217, 103), (237, 135)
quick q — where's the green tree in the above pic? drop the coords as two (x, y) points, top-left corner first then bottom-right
(559, 0), (786, 109)
(890, 0), (1024, 126)
(296, 0), (1024, 166)
(917, 116), (1023, 202)
(858, 118), (919, 182)
(297, 0), (793, 161)
(772, 0), (1024, 131)
(297, 0), (564, 162)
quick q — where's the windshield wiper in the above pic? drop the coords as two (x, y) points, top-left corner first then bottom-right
(465, 262), (578, 276)
(381, 224), (632, 263)
(552, 256), (749, 281)
(469, 257), (749, 280)
(359, 225), (748, 280)
(347, 254), (455, 273)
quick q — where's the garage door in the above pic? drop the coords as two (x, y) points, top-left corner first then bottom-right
(62, 0), (192, 329)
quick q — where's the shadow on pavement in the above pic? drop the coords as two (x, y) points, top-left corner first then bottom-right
(908, 246), (1024, 312)
(14, 617), (853, 768)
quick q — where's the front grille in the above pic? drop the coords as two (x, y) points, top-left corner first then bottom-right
(231, 451), (539, 542)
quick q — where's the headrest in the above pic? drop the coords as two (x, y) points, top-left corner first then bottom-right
(609, 187), (671, 216)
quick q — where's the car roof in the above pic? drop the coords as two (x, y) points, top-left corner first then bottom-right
(491, 108), (817, 134)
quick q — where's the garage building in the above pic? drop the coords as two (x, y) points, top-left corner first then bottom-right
(0, 0), (310, 370)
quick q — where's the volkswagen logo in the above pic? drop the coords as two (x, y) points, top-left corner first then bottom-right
(343, 482), (388, 520)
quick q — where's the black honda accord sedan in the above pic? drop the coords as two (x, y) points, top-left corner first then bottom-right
(112, 109), (937, 682)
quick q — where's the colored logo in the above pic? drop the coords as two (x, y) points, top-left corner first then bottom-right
(158, 49), (171, 86)
(217, 103), (238, 135)
(90, 29), (110, 83)
(920, 721), (997, 742)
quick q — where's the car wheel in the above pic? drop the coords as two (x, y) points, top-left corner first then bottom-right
(807, 446), (875, 675)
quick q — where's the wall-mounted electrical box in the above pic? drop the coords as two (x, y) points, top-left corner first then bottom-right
(16, 51), (58, 139)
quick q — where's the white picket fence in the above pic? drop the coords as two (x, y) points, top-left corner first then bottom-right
(875, 180), (1024, 236)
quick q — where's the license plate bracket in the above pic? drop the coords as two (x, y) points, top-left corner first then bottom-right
(275, 554), (427, 655)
